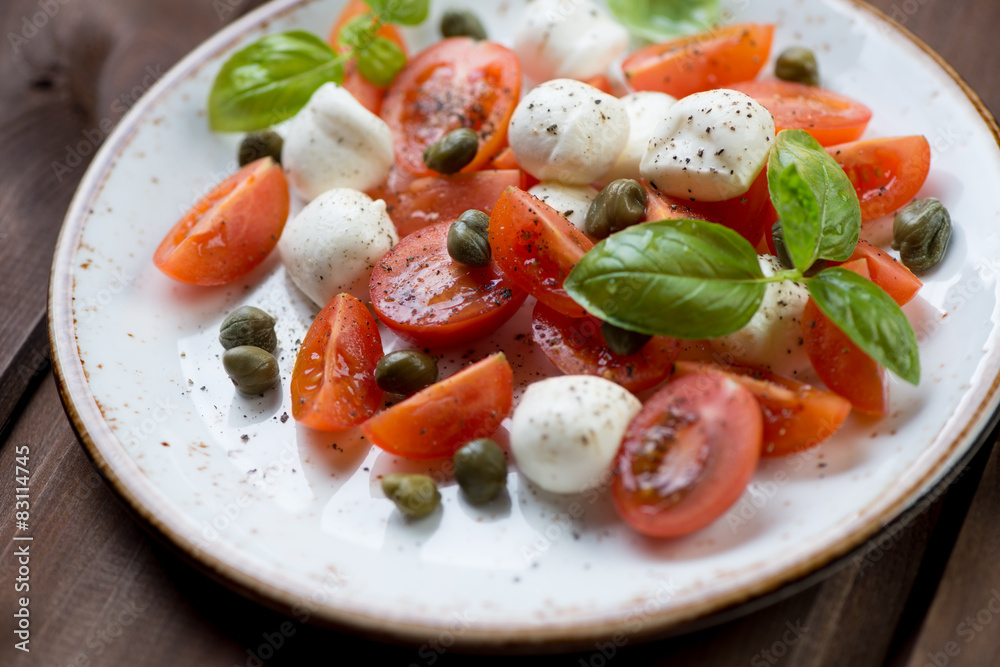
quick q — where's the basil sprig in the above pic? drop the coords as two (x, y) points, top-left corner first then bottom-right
(208, 0), (428, 131)
(566, 130), (921, 385)
(606, 0), (720, 42)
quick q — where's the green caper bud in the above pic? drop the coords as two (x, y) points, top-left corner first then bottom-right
(219, 306), (277, 352)
(238, 130), (283, 167)
(453, 439), (507, 504)
(381, 474), (441, 518)
(892, 197), (952, 273)
(585, 179), (647, 239)
(600, 321), (652, 356)
(447, 211), (492, 267)
(771, 221), (826, 276)
(222, 346), (279, 394)
(423, 128), (479, 174)
(775, 47), (820, 87)
(440, 9), (487, 40)
(375, 350), (439, 396)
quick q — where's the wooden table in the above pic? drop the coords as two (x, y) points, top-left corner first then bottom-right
(2, 1), (999, 664)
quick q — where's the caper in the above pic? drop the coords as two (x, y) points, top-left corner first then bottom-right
(381, 474), (441, 518)
(775, 47), (820, 87)
(447, 210), (492, 267)
(222, 346), (279, 394)
(600, 321), (651, 356)
(453, 439), (507, 504)
(423, 128), (479, 174)
(219, 306), (277, 352)
(892, 197), (952, 273)
(440, 9), (487, 40)
(375, 350), (439, 396)
(585, 179), (647, 239)
(771, 221), (827, 276)
(238, 130), (283, 167)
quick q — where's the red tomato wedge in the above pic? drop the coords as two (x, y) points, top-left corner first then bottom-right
(673, 361), (852, 457)
(153, 157), (289, 286)
(729, 80), (873, 146)
(612, 373), (762, 538)
(531, 302), (681, 393)
(489, 186), (594, 317)
(843, 239), (922, 306)
(827, 135), (931, 222)
(370, 221), (528, 348)
(369, 169), (524, 238)
(623, 24), (774, 99)
(381, 38), (521, 176)
(802, 259), (888, 416)
(361, 353), (513, 459)
(642, 169), (776, 248)
(327, 0), (409, 115)
(291, 293), (384, 431)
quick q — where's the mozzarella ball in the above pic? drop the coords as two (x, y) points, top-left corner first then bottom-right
(279, 189), (398, 307)
(710, 255), (811, 378)
(640, 89), (775, 202)
(513, 0), (629, 84)
(510, 376), (641, 494)
(508, 79), (630, 185)
(599, 92), (677, 186)
(282, 83), (394, 201)
(528, 181), (599, 231)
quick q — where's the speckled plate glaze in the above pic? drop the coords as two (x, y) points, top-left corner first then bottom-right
(49, 0), (1000, 650)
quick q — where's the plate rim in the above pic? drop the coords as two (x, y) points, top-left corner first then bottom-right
(46, 0), (1000, 650)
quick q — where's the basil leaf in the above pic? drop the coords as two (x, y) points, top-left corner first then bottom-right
(372, 0), (430, 26)
(770, 164), (821, 271)
(768, 130), (861, 262)
(209, 31), (344, 132)
(606, 0), (719, 42)
(338, 14), (376, 51)
(565, 219), (768, 340)
(807, 268), (920, 384)
(357, 37), (407, 87)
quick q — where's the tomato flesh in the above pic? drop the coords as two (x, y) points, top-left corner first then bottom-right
(489, 186), (594, 317)
(673, 361), (852, 457)
(612, 373), (762, 538)
(623, 23), (774, 99)
(361, 353), (513, 459)
(381, 37), (521, 176)
(843, 239), (922, 306)
(291, 293), (384, 431)
(153, 157), (289, 286)
(729, 80), (873, 146)
(370, 221), (528, 348)
(531, 302), (681, 393)
(827, 135), (931, 222)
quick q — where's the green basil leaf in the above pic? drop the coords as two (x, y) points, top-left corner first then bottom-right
(338, 14), (377, 51)
(565, 219), (768, 339)
(374, 0), (430, 26)
(357, 36), (407, 87)
(807, 268), (920, 384)
(208, 31), (344, 132)
(770, 163), (821, 271)
(606, 0), (719, 42)
(768, 129), (861, 262)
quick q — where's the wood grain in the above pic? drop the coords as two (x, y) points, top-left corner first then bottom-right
(0, 0), (998, 665)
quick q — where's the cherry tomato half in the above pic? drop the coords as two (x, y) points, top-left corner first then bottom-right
(153, 157), (289, 286)
(370, 220), (528, 348)
(361, 353), (513, 459)
(623, 24), (774, 99)
(531, 302), (681, 392)
(673, 361), (852, 457)
(291, 293), (384, 431)
(827, 135), (931, 222)
(729, 80), (873, 147)
(489, 186), (594, 317)
(381, 37), (521, 176)
(612, 373), (762, 538)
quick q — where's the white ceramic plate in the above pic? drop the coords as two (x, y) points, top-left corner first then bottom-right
(50, 0), (1000, 649)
